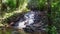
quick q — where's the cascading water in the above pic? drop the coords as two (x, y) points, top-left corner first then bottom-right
(14, 11), (35, 29)
(11, 10), (48, 34)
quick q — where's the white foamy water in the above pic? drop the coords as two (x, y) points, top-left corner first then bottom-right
(18, 21), (26, 29)
(17, 11), (35, 29)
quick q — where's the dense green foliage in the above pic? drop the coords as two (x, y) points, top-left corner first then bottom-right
(0, 0), (60, 34)
(51, 0), (60, 34)
(27, 0), (47, 10)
